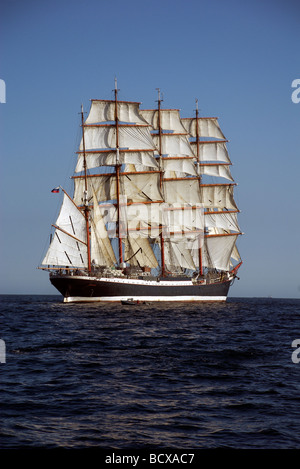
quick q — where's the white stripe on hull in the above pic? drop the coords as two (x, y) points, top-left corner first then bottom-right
(67, 275), (233, 286)
(70, 276), (202, 286)
(63, 295), (227, 303)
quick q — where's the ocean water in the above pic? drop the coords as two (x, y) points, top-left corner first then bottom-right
(1, 294), (300, 450)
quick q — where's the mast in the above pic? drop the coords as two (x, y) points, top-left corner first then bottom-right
(114, 78), (123, 265)
(195, 99), (203, 276)
(181, 110), (242, 274)
(81, 105), (92, 272)
(139, 99), (201, 275)
(156, 88), (166, 277)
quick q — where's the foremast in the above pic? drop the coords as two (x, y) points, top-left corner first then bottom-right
(195, 99), (203, 276)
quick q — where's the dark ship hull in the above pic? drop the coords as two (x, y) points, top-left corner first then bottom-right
(50, 272), (233, 303)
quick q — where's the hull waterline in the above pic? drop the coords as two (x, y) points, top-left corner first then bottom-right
(50, 274), (232, 303)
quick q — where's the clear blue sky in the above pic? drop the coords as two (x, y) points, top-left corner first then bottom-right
(1, 0), (299, 297)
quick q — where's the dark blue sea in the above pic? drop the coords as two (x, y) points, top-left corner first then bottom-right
(1, 295), (300, 452)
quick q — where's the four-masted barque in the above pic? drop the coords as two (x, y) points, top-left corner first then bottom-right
(40, 83), (242, 303)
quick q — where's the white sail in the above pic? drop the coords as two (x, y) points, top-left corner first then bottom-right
(85, 100), (149, 125)
(42, 192), (87, 267)
(191, 141), (231, 163)
(200, 163), (233, 181)
(152, 133), (194, 157)
(73, 174), (115, 205)
(164, 238), (196, 271)
(73, 172), (163, 205)
(205, 211), (240, 232)
(75, 150), (158, 172)
(139, 109), (187, 133)
(79, 125), (155, 151)
(127, 203), (161, 238)
(42, 230), (87, 267)
(125, 235), (158, 268)
(231, 244), (242, 262)
(121, 172), (163, 203)
(163, 179), (201, 204)
(162, 157), (197, 176)
(57, 193), (86, 238)
(162, 203), (204, 235)
(200, 234), (238, 271)
(201, 184), (237, 210)
(182, 117), (226, 139)
(91, 191), (117, 266)
(193, 235), (237, 271)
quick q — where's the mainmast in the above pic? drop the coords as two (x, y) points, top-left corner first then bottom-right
(114, 78), (123, 265)
(81, 105), (92, 272)
(156, 88), (166, 277)
(195, 99), (203, 276)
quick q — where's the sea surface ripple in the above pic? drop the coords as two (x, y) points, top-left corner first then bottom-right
(1, 295), (300, 449)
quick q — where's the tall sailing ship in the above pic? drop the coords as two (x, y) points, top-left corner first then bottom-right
(40, 84), (242, 303)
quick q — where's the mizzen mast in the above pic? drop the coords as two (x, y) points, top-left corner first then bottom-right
(195, 98), (203, 276)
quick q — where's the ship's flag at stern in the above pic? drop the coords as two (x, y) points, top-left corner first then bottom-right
(51, 187), (60, 193)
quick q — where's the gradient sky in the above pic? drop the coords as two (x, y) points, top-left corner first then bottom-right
(1, 0), (299, 297)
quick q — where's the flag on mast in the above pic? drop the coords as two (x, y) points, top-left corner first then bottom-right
(51, 187), (60, 193)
